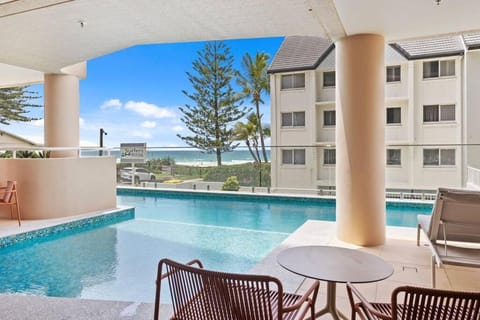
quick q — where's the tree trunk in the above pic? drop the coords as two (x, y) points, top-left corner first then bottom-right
(216, 148), (222, 166)
(246, 140), (259, 163)
(253, 137), (261, 164)
(256, 100), (268, 162)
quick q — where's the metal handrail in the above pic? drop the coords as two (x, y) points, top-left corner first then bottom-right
(0, 145), (113, 158)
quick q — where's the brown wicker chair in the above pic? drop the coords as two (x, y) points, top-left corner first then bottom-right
(347, 282), (480, 320)
(154, 258), (319, 320)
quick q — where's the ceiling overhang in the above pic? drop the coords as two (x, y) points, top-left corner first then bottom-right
(1, 0), (480, 85)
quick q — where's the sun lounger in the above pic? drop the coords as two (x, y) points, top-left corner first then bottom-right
(417, 188), (480, 287)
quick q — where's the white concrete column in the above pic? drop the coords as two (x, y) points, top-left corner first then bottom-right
(44, 73), (80, 158)
(335, 34), (386, 246)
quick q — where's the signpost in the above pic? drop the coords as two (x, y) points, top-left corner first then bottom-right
(120, 143), (147, 185)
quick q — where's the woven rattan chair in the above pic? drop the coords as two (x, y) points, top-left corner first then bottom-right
(154, 258), (319, 320)
(0, 180), (21, 226)
(347, 283), (480, 320)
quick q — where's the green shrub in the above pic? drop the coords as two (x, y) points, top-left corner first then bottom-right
(205, 163), (270, 187)
(147, 157), (176, 173)
(172, 165), (209, 178)
(222, 176), (240, 191)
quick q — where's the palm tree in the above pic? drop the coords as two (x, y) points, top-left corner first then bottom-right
(237, 52), (270, 163)
(233, 113), (260, 164)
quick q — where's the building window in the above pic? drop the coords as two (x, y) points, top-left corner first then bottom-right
(323, 149), (336, 165)
(323, 110), (336, 126)
(386, 149), (401, 166)
(423, 104), (455, 123)
(423, 59), (455, 79)
(440, 60), (455, 77)
(386, 65), (401, 82)
(282, 149), (306, 165)
(423, 148), (455, 166)
(323, 71), (335, 87)
(281, 73), (305, 90)
(281, 112), (305, 127)
(386, 107), (401, 124)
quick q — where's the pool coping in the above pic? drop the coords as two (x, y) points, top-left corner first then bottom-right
(0, 206), (135, 249)
(117, 186), (434, 208)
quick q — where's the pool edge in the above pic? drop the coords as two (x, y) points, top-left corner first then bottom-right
(0, 207), (135, 249)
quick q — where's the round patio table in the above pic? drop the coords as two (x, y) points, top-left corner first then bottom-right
(277, 245), (393, 320)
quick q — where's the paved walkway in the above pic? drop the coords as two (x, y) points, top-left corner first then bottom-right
(0, 295), (155, 320)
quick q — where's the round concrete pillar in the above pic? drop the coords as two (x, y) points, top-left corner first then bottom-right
(44, 74), (80, 158)
(335, 34), (386, 246)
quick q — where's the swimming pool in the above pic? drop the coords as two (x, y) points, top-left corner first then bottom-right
(0, 189), (432, 303)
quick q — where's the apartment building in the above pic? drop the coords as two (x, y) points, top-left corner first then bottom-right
(269, 35), (480, 193)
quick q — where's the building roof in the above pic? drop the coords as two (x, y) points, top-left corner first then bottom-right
(0, 130), (39, 146)
(463, 32), (480, 50)
(268, 36), (333, 73)
(391, 36), (464, 60)
(391, 32), (480, 60)
(269, 32), (480, 74)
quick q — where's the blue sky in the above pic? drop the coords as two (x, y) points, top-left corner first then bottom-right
(7, 37), (284, 148)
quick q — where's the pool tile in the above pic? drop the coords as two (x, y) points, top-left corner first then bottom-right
(0, 208), (134, 249)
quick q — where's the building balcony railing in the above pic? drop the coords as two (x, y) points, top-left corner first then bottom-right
(2, 144), (479, 201)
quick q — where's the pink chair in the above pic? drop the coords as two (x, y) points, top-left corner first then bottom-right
(0, 180), (21, 226)
(155, 258), (320, 320)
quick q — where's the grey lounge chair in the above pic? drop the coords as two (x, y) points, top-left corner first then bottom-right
(417, 188), (480, 288)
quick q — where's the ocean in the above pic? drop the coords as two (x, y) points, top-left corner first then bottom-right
(85, 148), (271, 165)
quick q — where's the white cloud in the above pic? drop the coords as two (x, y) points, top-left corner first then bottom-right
(130, 131), (152, 139)
(101, 99), (122, 110)
(124, 101), (176, 119)
(30, 119), (44, 127)
(79, 139), (98, 147)
(24, 135), (44, 144)
(172, 125), (184, 132)
(141, 121), (156, 129)
(79, 117), (85, 128)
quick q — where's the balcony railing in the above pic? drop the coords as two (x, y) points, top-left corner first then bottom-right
(0, 146), (113, 158)
(2, 144), (479, 200)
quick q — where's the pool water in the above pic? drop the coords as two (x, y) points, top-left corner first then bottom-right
(0, 191), (432, 303)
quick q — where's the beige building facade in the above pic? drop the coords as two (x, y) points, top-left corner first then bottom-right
(269, 36), (480, 194)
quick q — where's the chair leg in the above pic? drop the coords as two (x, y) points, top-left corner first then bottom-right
(417, 224), (420, 246)
(15, 203), (21, 226)
(310, 301), (315, 320)
(14, 193), (21, 226)
(431, 255), (436, 288)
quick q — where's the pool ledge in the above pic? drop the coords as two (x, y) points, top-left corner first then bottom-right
(0, 206), (134, 249)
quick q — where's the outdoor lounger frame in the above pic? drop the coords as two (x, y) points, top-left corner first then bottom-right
(417, 187), (480, 287)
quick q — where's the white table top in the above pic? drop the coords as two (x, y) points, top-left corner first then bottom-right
(277, 245), (393, 283)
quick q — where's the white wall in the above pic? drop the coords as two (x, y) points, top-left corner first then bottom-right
(315, 70), (335, 102)
(385, 146), (411, 188)
(466, 50), (480, 169)
(316, 103), (336, 143)
(271, 70), (317, 191)
(385, 99), (409, 142)
(272, 51), (467, 192)
(316, 147), (336, 186)
(0, 157), (117, 219)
